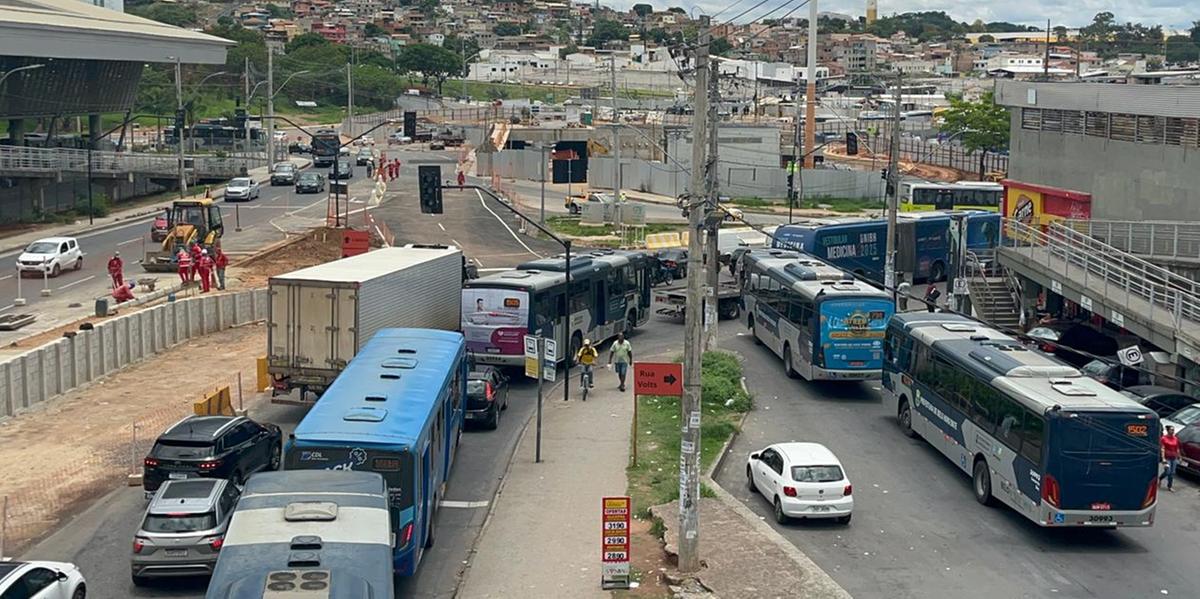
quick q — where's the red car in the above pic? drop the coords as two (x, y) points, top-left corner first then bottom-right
(150, 213), (170, 242)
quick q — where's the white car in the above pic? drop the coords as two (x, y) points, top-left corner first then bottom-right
(388, 132), (412, 145)
(0, 559), (87, 598)
(223, 177), (260, 201)
(17, 237), (83, 278)
(747, 442), (853, 524)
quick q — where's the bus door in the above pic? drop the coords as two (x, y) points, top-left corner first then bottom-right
(420, 446), (431, 558)
(593, 279), (606, 329)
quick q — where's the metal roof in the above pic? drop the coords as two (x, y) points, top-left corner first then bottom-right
(270, 246), (461, 285)
(995, 80), (1200, 119)
(0, 0), (232, 64)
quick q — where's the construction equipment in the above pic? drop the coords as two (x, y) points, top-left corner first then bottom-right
(142, 199), (224, 272)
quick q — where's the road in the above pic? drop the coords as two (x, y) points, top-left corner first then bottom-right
(714, 331), (1200, 599)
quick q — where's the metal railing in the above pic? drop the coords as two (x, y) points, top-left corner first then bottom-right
(1001, 218), (1200, 330)
(1062, 219), (1200, 262)
(0, 146), (263, 178)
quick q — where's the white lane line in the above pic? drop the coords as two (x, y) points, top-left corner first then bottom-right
(0, 304), (13, 313)
(117, 238), (141, 246)
(437, 223), (446, 231)
(440, 500), (489, 509)
(450, 238), (463, 247)
(476, 190), (542, 259)
(0, 275), (11, 281)
(56, 274), (96, 291)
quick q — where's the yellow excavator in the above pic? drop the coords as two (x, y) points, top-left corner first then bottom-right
(142, 199), (224, 272)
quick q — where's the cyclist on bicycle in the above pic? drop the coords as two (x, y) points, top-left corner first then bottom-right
(576, 339), (599, 390)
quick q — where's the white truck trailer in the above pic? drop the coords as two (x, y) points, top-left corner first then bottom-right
(267, 245), (463, 403)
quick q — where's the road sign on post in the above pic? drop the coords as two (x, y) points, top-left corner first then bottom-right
(543, 339), (557, 382)
(601, 496), (631, 589)
(633, 362), (683, 396)
(524, 335), (540, 379)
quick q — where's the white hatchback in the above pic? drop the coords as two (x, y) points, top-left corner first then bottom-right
(17, 237), (83, 277)
(0, 559), (87, 598)
(747, 442), (853, 524)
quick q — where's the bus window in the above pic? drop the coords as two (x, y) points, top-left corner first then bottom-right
(970, 384), (1001, 435)
(1020, 413), (1045, 463)
(787, 300), (812, 330)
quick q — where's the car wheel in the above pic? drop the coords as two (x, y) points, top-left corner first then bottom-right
(487, 404), (500, 430)
(898, 400), (917, 438)
(973, 458), (996, 506)
(232, 470), (245, 487)
(746, 465), (757, 494)
(930, 261), (946, 282)
(501, 393), (509, 411)
(51, 263), (61, 277)
(269, 444), (281, 470)
(131, 573), (148, 587)
(837, 514), (852, 525)
(74, 257), (83, 270)
(773, 497), (789, 524)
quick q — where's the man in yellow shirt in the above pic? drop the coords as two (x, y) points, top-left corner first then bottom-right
(576, 338), (599, 393)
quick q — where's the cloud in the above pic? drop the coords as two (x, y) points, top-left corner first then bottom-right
(604, 1), (1195, 29)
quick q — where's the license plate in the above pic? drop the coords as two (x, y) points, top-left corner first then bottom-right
(811, 505), (830, 512)
(485, 348), (500, 353)
(1088, 515), (1114, 523)
(165, 549), (187, 557)
(168, 473), (189, 480)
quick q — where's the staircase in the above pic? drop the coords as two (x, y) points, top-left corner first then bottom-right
(966, 259), (1022, 332)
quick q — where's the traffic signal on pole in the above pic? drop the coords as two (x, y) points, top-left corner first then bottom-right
(174, 109), (186, 137)
(403, 111), (417, 139)
(234, 107), (247, 129)
(846, 131), (858, 156)
(418, 165), (443, 214)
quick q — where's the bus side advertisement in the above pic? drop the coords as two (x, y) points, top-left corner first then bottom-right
(461, 288), (529, 356)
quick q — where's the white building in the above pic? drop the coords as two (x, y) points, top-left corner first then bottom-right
(85, 0), (122, 11)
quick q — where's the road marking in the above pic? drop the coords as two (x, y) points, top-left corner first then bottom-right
(437, 223), (446, 231)
(117, 238), (141, 246)
(0, 275), (11, 282)
(476, 267), (509, 273)
(0, 304), (13, 313)
(450, 238), (463, 247)
(440, 500), (489, 509)
(56, 274), (96, 291)
(476, 190), (542, 258)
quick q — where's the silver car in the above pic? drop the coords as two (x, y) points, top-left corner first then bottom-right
(223, 177), (260, 201)
(131, 478), (240, 586)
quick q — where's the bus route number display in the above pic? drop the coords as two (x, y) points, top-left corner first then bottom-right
(601, 496), (631, 589)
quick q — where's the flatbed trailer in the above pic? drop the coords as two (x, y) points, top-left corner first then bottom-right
(653, 280), (741, 321)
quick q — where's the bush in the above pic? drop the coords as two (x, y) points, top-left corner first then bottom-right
(73, 192), (110, 218)
(701, 351), (752, 412)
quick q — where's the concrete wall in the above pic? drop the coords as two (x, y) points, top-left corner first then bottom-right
(589, 156), (884, 200)
(0, 289), (267, 419)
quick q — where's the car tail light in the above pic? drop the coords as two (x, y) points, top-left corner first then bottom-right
(1142, 478), (1158, 509)
(207, 536), (225, 552)
(198, 459), (223, 471)
(399, 523), (414, 548)
(132, 538), (147, 553)
(143, 457), (159, 468)
(664, 261), (676, 268)
(1042, 473), (1061, 508)
(486, 382), (495, 402)
(783, 486), (797, 497)
(843, 484), (853, 496)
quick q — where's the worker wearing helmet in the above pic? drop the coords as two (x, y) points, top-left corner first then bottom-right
(576, 338), (599, 394)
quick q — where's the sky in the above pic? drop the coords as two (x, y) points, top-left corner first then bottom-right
(610, 1), (1197, 31)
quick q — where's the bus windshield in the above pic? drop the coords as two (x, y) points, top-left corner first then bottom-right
(1049, 411), (1159, 511)
(819, 298), (891, 370)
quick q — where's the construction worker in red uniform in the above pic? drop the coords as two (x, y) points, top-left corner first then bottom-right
(107, 252), (124, 288)
(112, 280), (135, 303)
(176, 248), (192, 284)
(197, 249), (214, 293)
(457, 170), (465, 186)
(189, 242), (202, 282)
(213, 246), (229, 290)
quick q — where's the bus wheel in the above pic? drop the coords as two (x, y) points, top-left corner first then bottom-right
(425, 497), (437, 548)
(898, 399), (917, 438)
(748, 316), (762, 345)
(930, 261), (946, 282)
(782, 345), (798, 379)
(972, 458), (996, 507)
(626, 309), (638, 331)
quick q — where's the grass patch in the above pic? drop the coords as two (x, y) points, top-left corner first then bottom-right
(547, 216), (684, 239)
(627, 351), (752, 517)
(801, 196), (886, 213)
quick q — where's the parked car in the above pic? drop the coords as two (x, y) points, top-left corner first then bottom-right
(329, 158), (353, 179)
(131, 478), (240, 586)
(223, 177), (260, 201)
(1162, 403), (1200, 434)
(466, 366), (509, 430)
(142, 415), (282, 495)
(747, 442), (853, 524)
(150, 211), (171, 242)
(1080, 358), (1141, 390)
(1119, 385), (1197, 419)
(429, 140), (446, 150)
(269, 162), (296, 186)
(295, 171), (326, 194)
(1173, 423), (1200, 475)
(388, 132), (412, 145)
(355, 148), (374, 166)
(17, 236), (83, 278)
(0, 560), (87, 599)
(656, 248), (688, 281)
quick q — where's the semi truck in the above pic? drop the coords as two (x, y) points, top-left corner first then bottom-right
(267, 244), (463, 404)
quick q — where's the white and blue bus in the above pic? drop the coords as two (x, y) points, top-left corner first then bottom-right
(883, 313), (1160, 527)
(284, 328), (466, 576)
(742, 249), (895, 381)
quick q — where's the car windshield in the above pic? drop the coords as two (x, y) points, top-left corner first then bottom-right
(230, 178), (251, 187)
(274, 164), (294, 172)
(25, 242), (58, 254)
(1168, 406), (1200, 426)
(791, 465), (844, 483)
(1081, 360), (1112, 377)
(299, 173), (319, 182)
(153, 441), (214, 459)
(142, 512), (217, 533)
(467, 380), (488, 396)
(1028, 327), (1060, 340)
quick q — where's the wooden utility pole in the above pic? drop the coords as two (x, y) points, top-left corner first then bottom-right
(884, 70), (902, 299)
(802, 0), (818, 168)
(703, 66), (720, 351)
(679, 14), (709, 575)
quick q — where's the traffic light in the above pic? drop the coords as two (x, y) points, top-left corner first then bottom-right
(173, 109), (186, 139)
(403, 111), (417, 139)
(880, 167), (889, 180)
(234, 107), (247, 129)
(418, 165), (443, 214)
(846, 131), (858, 156)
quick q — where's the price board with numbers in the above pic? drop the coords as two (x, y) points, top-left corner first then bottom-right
(600, 496), (631, 589)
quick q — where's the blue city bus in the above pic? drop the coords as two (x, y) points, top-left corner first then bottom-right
(742, 249), (895, 381)
(883, 312), (1159, 527)
(310, 128), (340, 168)
(772, 211), (1000, 283)
(284, 328), (466, 576)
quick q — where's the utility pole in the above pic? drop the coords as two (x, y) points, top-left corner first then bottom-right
(243, 57), (250, 155)
(679, 14), (709, 575)
(703, 65), (720, 351)
(611, 52), (621, 202)
(174, 57), (186, 198)
(802, 0), (818, 168)
(1043, 20), (1051, 79)
(266, 48), (276, 165)
(884, 70), (902, 298)
(346, 63), (355, 139)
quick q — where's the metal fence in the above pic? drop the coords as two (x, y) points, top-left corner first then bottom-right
(881, 137), (1008, 176)
(1062, 219), (1200, 262)
(0, 146), (264, 179)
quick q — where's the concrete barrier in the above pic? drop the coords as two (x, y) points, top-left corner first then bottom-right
(0, 289), (267, 419)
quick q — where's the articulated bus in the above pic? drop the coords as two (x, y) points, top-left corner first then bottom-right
(742, 249), (894, 381)
(462, 250), (653, 366)
(284, 328), (466, 576)
(901, 181), (1004, 212)
(883, 313), (1160, 527)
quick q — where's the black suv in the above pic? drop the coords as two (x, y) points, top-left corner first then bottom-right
(466, 367), (509, 430)
(143, 416), (282, 495)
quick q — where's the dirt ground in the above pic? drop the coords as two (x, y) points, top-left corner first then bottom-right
(0, 323), (268, 552)
(231, 227), (348, 288)
(824, 144), (975, 182)
(613, 517), (674, 598)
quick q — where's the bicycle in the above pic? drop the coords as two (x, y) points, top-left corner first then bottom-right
(579, 364), (593, 401)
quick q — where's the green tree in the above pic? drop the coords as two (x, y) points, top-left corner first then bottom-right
(1053, 25), (1067, 42)
(559, 43), (579, 59)
(1165, 35), (1200, 65)
(588, 19), (628, 47)
(446, 35), (481, 75)
(286, 33), (331, 54)
(396, 44), (462, 95)
(1191, 20), (1200, 45)
(978, 34), (995, 43)
(365, 22), (386, 38)
(631, 3), (653, 18)
(939, 91), (1010, 180)
(494, 23), (522, 36)
(710, 37), (733, 56)
(129, 2), (199, 27)
(667, 6), (686, 14)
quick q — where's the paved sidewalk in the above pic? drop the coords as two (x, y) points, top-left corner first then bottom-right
(460, 372), (632, 599)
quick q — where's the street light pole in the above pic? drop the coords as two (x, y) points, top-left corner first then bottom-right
(538, 143), (547, 225)
(174, 57), (187, 198)
(266, 48), (276, 165)
(884, 71), (902, 299)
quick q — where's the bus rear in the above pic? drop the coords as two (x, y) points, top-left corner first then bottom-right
(1041, 409), (1160, 527)
(461, 283), (532, 367)
(815, 294), (893, 379)
(311, 129), (340, 167)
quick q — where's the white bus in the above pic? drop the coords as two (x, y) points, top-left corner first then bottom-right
(742, 249), (894, 381)
(882, 312), (1160, 527)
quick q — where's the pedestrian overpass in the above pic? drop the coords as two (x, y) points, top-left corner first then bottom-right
(0, 145), (260, 181)
(996, 219), (1200, 366)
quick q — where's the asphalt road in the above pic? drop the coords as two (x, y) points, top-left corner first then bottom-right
(714, 331), (1200, 599)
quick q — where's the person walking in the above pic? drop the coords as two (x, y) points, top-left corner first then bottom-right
(107, 251), (124, 289)
(213, 246), (229, 291)
(574, 339), (599, 399)
(897, 278), (911, 311)
(607, 332), (633, 392)
(188, 242), (202, 282)
(1160, 425), (1181, 492)
(923, 282), (941, 313)
(176, 247), (192, 285)
(457, 170), (466, 186)
(196, 249), (214, 293)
